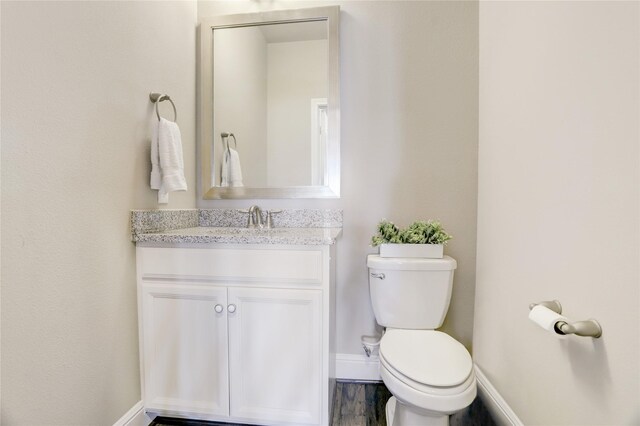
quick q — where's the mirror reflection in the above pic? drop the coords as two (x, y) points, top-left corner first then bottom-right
(199, 6), (340, 199)
(212, 20), (328, 188)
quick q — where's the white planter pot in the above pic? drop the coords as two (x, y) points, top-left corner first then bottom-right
(379, 243), (444, 259)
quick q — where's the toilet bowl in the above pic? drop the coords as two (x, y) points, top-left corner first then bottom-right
(367, 255), (476, 425)
(378, 329), (476, 425)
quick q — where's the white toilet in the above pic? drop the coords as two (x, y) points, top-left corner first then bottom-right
(367, 255), (476, 426)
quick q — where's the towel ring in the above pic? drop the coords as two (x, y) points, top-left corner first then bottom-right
(221, 132), (237, 150)
(149, 92), (177, 122)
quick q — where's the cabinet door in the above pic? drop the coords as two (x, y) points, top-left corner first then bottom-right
(141, 283), (229, 416)
(228, 287), (322, 424)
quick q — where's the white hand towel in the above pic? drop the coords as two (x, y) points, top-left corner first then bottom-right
(150, 118), (187, 195)
(221, 148), (243, 187)
(150, 121), (161, 190)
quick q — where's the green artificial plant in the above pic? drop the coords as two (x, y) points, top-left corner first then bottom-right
(371, 219), (452, 247)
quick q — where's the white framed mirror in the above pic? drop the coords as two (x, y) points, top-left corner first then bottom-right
(199, 6), (340, 199)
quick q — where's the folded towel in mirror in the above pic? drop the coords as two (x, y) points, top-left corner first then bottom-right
(221, 148), (243, 187)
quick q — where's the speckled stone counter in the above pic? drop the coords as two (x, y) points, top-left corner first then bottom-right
(199, 208), (342, 228)
(131, 209), (198, 235)
(131, 209), (342, 245)
(133, 226), (342, 245)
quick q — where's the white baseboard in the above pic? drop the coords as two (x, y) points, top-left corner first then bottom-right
(474, 364), (523, 426)
(336, 353), (381, 381)
(113, 400), (155, 426)
(114, 364), (518, 425)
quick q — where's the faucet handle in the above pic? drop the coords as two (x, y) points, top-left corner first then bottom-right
(237, 208), (254, 228)
(265, 210), (283, 229)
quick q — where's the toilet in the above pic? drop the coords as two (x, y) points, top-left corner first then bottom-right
(367, 255), (476, 426)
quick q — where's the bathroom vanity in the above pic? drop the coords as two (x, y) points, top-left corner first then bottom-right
(136, 5), (343, 423)
(132, 210), (341, 425)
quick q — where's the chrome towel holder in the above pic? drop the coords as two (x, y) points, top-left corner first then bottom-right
(221, 132), (237, 151)
(149, 92), (177, 122)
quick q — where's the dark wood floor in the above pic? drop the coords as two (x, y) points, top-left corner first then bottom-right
(150, 382), (390, 426)
(151, 380), (495, 426)
(331, 381), (497, 426)
(332, 381), (391, 426)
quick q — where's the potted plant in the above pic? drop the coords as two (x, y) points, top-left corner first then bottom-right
(370, 219), (452, 258)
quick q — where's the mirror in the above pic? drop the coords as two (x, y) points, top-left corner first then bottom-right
(199, 7), (340, 199)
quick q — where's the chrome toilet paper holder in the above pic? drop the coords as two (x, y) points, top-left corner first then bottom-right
(529, 300), (563, 314)
(530, 300), (602, 338)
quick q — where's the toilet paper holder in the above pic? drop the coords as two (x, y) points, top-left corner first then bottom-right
(529, 300), (563, 314)
(529, 300), (602, 338)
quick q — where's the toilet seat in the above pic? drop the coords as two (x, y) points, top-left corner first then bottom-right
(378, 329), (476, 414)
(380, 329), (473, 387)
(380, 353), (475, 396)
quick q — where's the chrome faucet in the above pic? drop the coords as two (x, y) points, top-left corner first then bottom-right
(239, 205), (280, 228)
(247, 205), (264, 228)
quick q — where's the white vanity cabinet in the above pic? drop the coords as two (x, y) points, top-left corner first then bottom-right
(140, 283), (229, 417)
(136, 244), (336, 426)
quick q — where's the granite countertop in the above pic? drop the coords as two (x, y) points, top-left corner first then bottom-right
(131, 209), (343, 245)
(133, 226), (342, 245)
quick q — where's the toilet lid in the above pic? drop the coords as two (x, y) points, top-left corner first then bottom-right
(380, 329), (472, 387)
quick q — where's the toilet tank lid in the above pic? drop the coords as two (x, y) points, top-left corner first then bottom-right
(367, 255), (457, 271)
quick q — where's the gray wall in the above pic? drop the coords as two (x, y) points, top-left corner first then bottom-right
(198, 1), (479, 355)
(1, 2), (197, 424)
(475, 1), (639, 424)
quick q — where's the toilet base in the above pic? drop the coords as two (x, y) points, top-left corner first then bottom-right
(386, 396), (449, 426)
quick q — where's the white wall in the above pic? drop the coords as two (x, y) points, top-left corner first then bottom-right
(3, 1), (635, 423)
(213, 26), (267, 187)
(199, 1), (479, 356)
(1, 2), (196, 424)
(267, 40), (327, 187)
(475, 2), (639, 424)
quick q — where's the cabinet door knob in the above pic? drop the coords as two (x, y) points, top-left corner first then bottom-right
(227, 304), (237, 313)
(214, 304), (224, 313)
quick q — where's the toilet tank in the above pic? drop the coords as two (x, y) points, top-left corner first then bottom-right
(367, 255), (457, 329)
